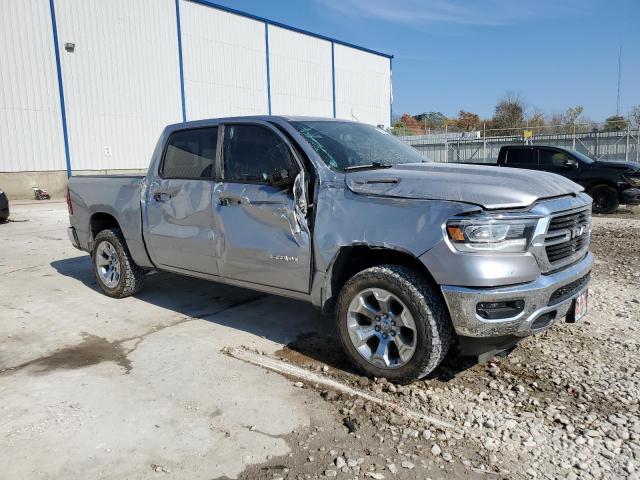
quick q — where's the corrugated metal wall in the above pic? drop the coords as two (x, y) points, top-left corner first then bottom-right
(180, 0), (268, 120)
(268, 26), (333, 117)
(0, 0), (66, 173)
(334, 45), (391, 128)
(54, 0), (183, 171)
(0, 0), (392, 173)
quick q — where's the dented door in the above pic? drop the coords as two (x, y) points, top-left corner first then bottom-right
(215, 122), (311, 293)
(145, 179), (219, 274)
(144, 126), (220, 274)
(214, 182), (310, 292)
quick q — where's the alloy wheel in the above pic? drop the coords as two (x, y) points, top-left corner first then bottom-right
(346, 288), (417, 369)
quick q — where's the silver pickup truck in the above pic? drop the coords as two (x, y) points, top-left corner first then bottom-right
(67, 116), (593, 382)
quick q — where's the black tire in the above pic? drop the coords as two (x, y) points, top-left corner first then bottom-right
(92, 228), (145, 298)
(335, 264), (453, 383)
(588, 185), (619, 214)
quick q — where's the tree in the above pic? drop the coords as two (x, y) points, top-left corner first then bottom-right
(492, 92), (526, 134)
(526, 107), (546, 129)
(549, 105), (584, 133)
(454, 110), (480, 131)
(565, 105), (584, 125)
(630, 105), (640, 129)
(399, 113), (423, 135)
(602, 115), (628, 132)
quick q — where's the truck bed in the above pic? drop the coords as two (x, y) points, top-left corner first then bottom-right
(67, 175), (152, 268)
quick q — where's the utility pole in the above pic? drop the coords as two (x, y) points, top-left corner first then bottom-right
(616, 45), (622, 116)
(483, 123), (486, 162)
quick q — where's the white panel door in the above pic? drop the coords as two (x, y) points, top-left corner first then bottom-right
(268, 26), (333, 118)
(180, 1), (268, 121)
(55, 0), (183, 171)
(334, 45), (391, 129)
(0, 0), (66, 172)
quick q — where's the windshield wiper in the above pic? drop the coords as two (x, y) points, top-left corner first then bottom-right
(342, 162), (394, 172)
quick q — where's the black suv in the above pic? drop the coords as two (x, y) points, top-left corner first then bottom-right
(497, 146), (640, 213)
(0, 189), (9, 222)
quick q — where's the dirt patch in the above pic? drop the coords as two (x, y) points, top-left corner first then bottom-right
(276, 334), (361, 380)
(238, 397), (487, 480)
(0, 333), (132, 374)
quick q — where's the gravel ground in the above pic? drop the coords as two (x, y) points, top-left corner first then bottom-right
(241, 214), (640, 480)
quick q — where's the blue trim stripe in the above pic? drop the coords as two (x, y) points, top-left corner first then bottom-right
(389, 57), (393, 128)
(175, 0), (187, 122)
(331, 42), (336, 118)
(48, 0), (72, 178)
(187, 0), (393, 60)
(265, 22), (272, 115)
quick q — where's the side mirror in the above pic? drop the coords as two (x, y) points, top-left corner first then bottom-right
(565, 158), (578, 169)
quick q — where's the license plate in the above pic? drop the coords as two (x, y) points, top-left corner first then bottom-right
(572, 290), (588, 322)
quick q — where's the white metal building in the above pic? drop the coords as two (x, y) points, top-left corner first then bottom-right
(0, 0), (393, 197)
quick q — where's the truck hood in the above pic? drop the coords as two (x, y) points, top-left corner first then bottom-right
(345, 162), (583, 210)
(593, 160), (640, 172)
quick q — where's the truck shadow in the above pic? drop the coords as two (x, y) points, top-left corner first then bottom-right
(50, 256), (473, 383)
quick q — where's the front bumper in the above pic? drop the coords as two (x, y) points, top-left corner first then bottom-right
(622, 187), (640, 205)
(441, 252), (593, 340)
(67, 226), (82, 250)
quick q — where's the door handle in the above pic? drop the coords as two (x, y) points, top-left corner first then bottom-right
(219, 194), (242, 206)
(153, 192), (171, 202)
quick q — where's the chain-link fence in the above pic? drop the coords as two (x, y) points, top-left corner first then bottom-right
(398, 127), (640, 164)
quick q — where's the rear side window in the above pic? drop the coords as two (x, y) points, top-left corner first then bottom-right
(223, 124), (297, 184)
(539, 149), (570, 167)
(161, 127), (218, 179)
(505, 148), (535, 165)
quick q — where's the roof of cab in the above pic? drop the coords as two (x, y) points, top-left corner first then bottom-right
(165, 115), (358, 130)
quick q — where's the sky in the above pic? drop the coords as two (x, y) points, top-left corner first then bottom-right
(210, 0), (640, 122)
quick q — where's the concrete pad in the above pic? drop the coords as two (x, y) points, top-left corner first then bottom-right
(0, 202), (329, 479)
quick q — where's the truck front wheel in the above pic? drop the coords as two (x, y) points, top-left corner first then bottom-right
(588, 185), (619, 214)
(336, 264), (453, 383)
(92, 228), (145, 298)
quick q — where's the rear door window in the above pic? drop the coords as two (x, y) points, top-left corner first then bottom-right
(222, 124), (297, 184)
(505, 148), (535, 165)
(161, 127), (218, 179)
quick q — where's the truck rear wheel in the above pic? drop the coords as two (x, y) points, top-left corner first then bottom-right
(336, 264), (453, 383)
(92, 228), (145, 298)
(588, 185), (619, 214)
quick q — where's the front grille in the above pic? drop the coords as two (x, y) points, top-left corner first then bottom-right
(544, 208), (591, 266)
(548, 273), (590, 306)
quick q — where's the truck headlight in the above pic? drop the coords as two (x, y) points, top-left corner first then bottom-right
(445, 217), (538, 253)
(624, 174), (640, 187)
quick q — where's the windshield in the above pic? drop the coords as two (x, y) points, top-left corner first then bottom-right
(291, 121), (427, 170)
(569, 149), (595, 164)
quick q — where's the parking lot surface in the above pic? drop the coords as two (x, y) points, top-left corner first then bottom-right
(0, 201), (329, 479)
(1, 202), (639, 480)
